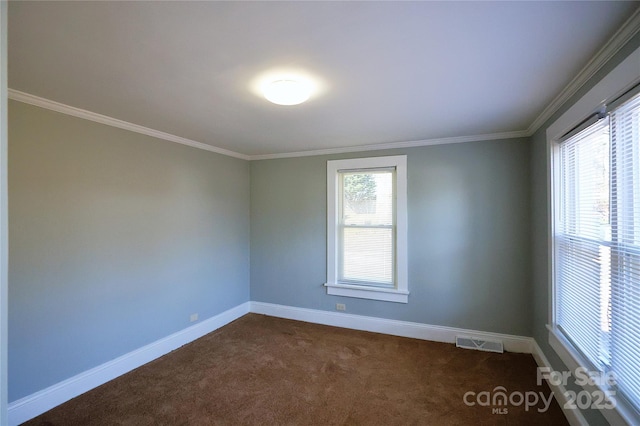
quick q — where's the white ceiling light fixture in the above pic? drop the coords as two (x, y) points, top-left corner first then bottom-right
(263, 78), (313, 106)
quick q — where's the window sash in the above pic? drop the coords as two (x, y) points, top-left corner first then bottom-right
(338, 224), (395, 287)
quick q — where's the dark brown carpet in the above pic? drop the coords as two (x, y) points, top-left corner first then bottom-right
(24, 314), (567, 425)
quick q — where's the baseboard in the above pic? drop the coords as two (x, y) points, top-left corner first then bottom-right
(249, 301), (534, 354)
(8, 302), (250, 426)
(530, 340), (588, 426)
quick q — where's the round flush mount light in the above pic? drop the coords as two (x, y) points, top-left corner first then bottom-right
(263, 79), (312, 106)
(250, 69), (324, 106)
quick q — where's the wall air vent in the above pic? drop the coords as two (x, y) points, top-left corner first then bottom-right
(456, 336), (504, 353)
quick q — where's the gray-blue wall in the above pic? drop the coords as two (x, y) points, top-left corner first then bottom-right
(530, 32), (640, 426)
(251, 140), (532, 336)
(8, 100), (250, 401)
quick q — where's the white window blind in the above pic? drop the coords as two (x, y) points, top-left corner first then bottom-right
(556, 117), (611, 370)
(339, 169), (395, 286)
(555, 88), (640, 414)
(609, 91), (640, 412)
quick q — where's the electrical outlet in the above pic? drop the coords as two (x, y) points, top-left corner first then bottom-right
(336, 303), (346, 311)
(190, 313), (198, 322)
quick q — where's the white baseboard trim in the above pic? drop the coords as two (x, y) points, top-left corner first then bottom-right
(8, 302), (250, 426)
(249, 301), (534, 354)
(530, 340), (588, 426)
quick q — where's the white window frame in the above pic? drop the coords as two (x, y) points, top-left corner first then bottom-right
(547, 45), (640, 426)
(325, 155), (408, 303)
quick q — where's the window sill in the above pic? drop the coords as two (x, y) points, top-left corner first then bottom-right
(547, 325), (640, 425)
(324, 282), (409, 303)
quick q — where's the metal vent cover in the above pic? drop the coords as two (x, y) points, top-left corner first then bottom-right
(456, 336), (504, 353)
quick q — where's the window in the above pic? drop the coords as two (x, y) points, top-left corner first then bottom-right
(325, 155), (408, 303)
(551, 86), (640, 422)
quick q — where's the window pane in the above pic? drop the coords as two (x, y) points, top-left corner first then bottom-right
(341, 227), (393, 285)
(609, 249), (640, 411)
(556, 236), (610, 368)
(342, 171), (393, 226)
(560, 122), (610, 240)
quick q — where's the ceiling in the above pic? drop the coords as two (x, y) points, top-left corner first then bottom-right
(8, 1), (639, 157)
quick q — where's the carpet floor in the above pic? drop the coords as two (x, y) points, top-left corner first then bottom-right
(24, 314), (568, 425)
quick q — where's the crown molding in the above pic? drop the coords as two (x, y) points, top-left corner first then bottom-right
(247, 130), (529, 161)
(527, 6), (640, 136)
(7, 89), (250, 161)
(8, 89), (529, 161)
